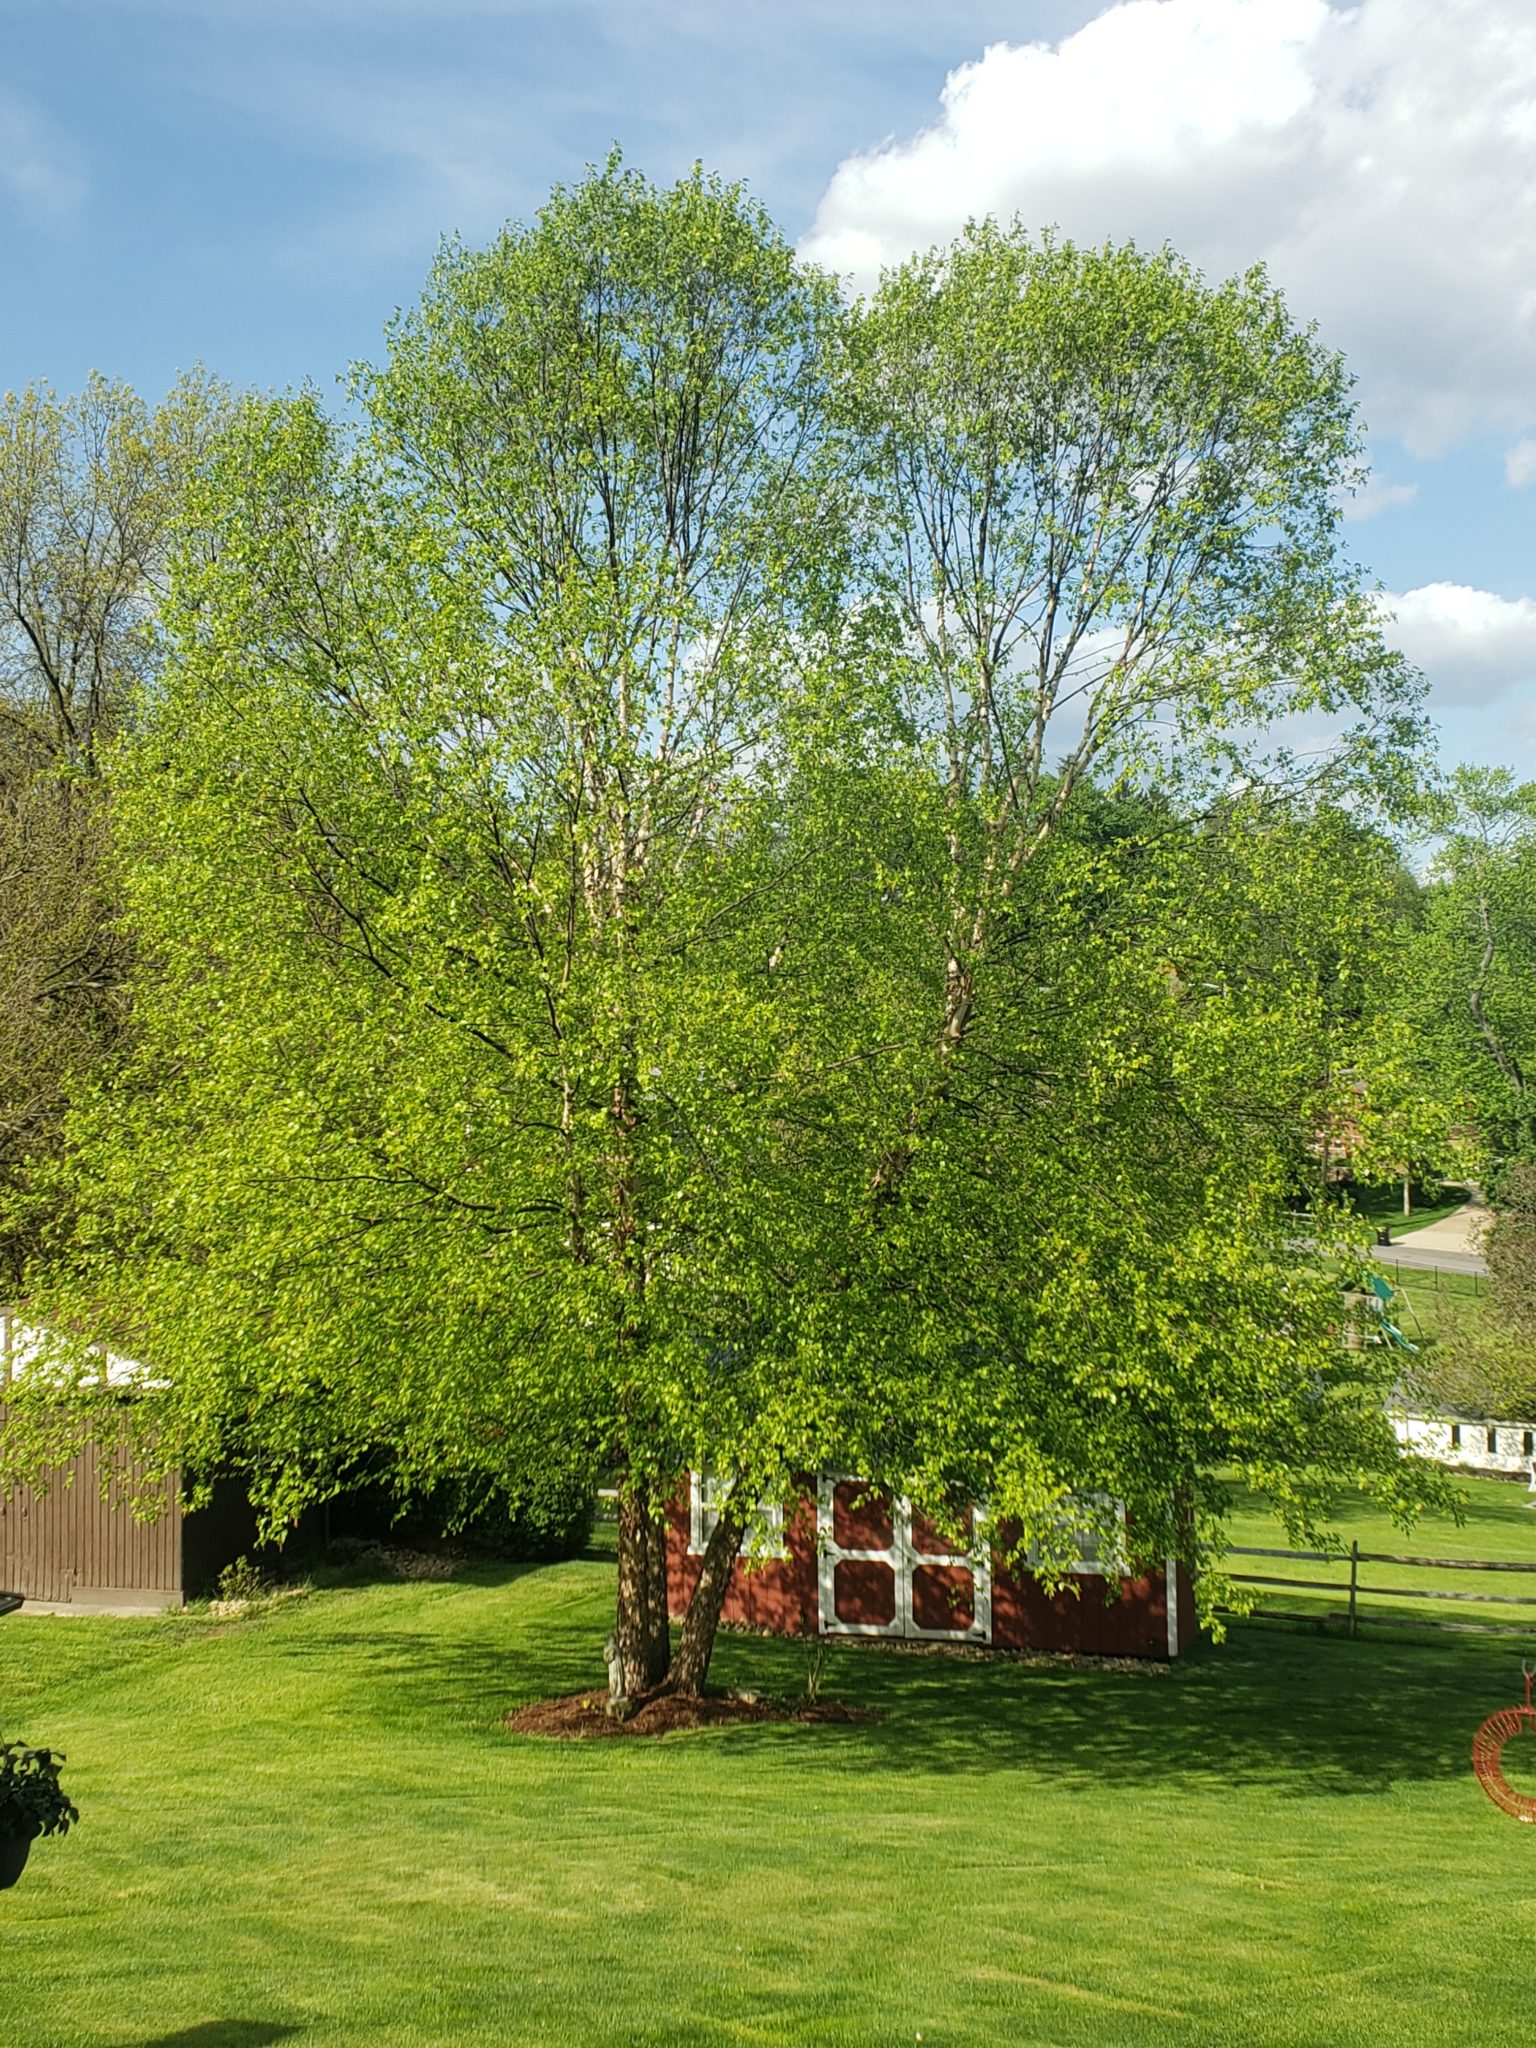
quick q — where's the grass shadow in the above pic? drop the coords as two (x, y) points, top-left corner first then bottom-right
(216, 1528), (1527, 1801)
(120, 2025), (302, 2048)
(776, 1618), (1524, 1797)
(301, 1550), (545, 1595)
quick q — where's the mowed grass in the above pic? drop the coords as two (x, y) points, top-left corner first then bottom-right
(1309, 1252), (1485, 1346)
(5, 1536), (1536, 2047)
(1226, 1471), (1536, 1636)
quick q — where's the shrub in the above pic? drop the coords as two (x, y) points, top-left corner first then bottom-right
(214, 1555), (269, 1605)
(431, 1466), (598, 1562)
(320, 1456), (599, 1565)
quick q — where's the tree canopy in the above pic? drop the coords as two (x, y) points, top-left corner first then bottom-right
(9, 162), (1446, 1694)
(1405, 767), (1536, 1172)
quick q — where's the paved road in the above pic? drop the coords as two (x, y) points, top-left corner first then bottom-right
(1288, 1229), (1489, 1276)
(1368, 1240), (1486, 1277)
(1367, 1199), (1487, 1275)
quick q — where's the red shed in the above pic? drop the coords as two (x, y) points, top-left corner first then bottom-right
(667, 1473), (1196, 1659)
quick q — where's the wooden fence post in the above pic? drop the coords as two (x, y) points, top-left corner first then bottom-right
(1347, 1541), (1360, 1638)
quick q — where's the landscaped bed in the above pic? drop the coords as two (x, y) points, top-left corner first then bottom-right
(506, 1687), (873, 1738)
(3, 1521), (1535, 2046)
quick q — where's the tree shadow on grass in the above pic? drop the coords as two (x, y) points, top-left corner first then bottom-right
(302, 1550), (546, 1595)
(269, 1601), (1521, 1798)
(762, 1619), (1518, 1798)
(120, 2025), (302, 2048)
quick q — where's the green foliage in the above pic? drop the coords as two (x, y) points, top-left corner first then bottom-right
(352, 1461), (599, 1563)
(213, 1555), (270, 1606)
(1411, 1164), (1536, 1419)
(473, 1468), (597, 1563)
(0, 371), (230, 774)
(842, 223), (1426, 815)
(1483, 1161), (1536, 1340)
(0, 1740), (78, 1840)
(0, 371), (234, 1287)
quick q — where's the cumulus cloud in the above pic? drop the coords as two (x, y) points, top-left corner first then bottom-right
(1506, 439), (1536, 489)
(803, 0), (1536, 457)
(1380, 583), (1536, 706)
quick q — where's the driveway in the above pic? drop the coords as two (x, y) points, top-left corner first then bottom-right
(1370, 1200), (1487, 1276)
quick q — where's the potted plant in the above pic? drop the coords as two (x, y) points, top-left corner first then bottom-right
(0, 1742), (79, 1889)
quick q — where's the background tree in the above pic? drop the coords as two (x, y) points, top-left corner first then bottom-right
(1402, 1160), (1536, 1421)
(1401, 767), (1536, 1178)
(0, 372), (230, 1286)
(11, 179), (1448, 1698)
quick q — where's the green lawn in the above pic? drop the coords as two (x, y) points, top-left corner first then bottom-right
(5, 1538), (1536, 2048)
(1316, 1255), (1485, 1346)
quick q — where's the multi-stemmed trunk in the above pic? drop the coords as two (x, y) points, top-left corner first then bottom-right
(612, 1472), (747, 1699)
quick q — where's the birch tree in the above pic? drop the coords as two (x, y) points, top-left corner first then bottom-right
(842, 226), (1423, 1202)
(11, 185), (1445, 1698)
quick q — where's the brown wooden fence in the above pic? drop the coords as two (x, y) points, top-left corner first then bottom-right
(1225, 1543), (1536, 1636)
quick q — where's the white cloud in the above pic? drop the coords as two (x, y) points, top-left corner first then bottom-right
(1506, 439), (1536, 489)
(1380, 583), (1536, 706)
(803, 0), (1536, 457)
(0, 90), (85, 221)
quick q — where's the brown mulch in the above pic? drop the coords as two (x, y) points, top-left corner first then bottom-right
(506, 1688), (876, 1739)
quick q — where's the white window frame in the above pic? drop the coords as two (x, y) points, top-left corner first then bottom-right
(687, 1468), (787, 1561)
(1023, 1492), (1130, 1578)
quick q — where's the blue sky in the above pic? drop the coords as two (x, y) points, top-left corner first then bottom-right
(3, 0), (1532, 781)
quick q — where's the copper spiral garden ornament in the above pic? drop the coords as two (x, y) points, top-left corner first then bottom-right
(1472, 1663), (1536, 1821)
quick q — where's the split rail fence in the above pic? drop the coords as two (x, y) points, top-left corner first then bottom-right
(1225, 1543), (1536, 1637)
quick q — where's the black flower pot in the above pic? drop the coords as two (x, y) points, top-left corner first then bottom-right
(0, 1829), (33, 1890)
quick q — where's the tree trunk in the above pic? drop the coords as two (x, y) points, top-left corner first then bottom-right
(615, 1480), (671, 1695)
(642, 1496), (671, 1680)
(1470, 894), (1528, 1094)
(668, 1495), (747, 1697)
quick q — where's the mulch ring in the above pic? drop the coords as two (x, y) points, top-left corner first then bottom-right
(506, 1688), (876, 1739)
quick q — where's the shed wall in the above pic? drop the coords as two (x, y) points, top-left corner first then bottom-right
(665, 1475), (1194, 1660)
(666, 1490), (820, 1633)
(0, 1400), (187, 1605)
(0, 1422), (182, 1608)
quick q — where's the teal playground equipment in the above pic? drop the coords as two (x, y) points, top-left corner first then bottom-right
(1362, 1269), (1420, 1354)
